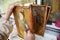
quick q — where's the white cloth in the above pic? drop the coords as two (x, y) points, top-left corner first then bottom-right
(0, 17), (13, 40)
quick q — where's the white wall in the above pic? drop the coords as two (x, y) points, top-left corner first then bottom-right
(37, 0), (42, 5)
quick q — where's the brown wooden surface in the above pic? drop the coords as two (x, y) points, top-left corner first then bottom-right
(29, 5), (51, 36)
(13, 6), (24, 38)
(13, 5), (51, 38)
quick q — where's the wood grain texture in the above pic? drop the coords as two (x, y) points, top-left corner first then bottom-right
(13, 4), (51, 38)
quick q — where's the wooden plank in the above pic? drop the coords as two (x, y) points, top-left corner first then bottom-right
(13, 5), (50, 38)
